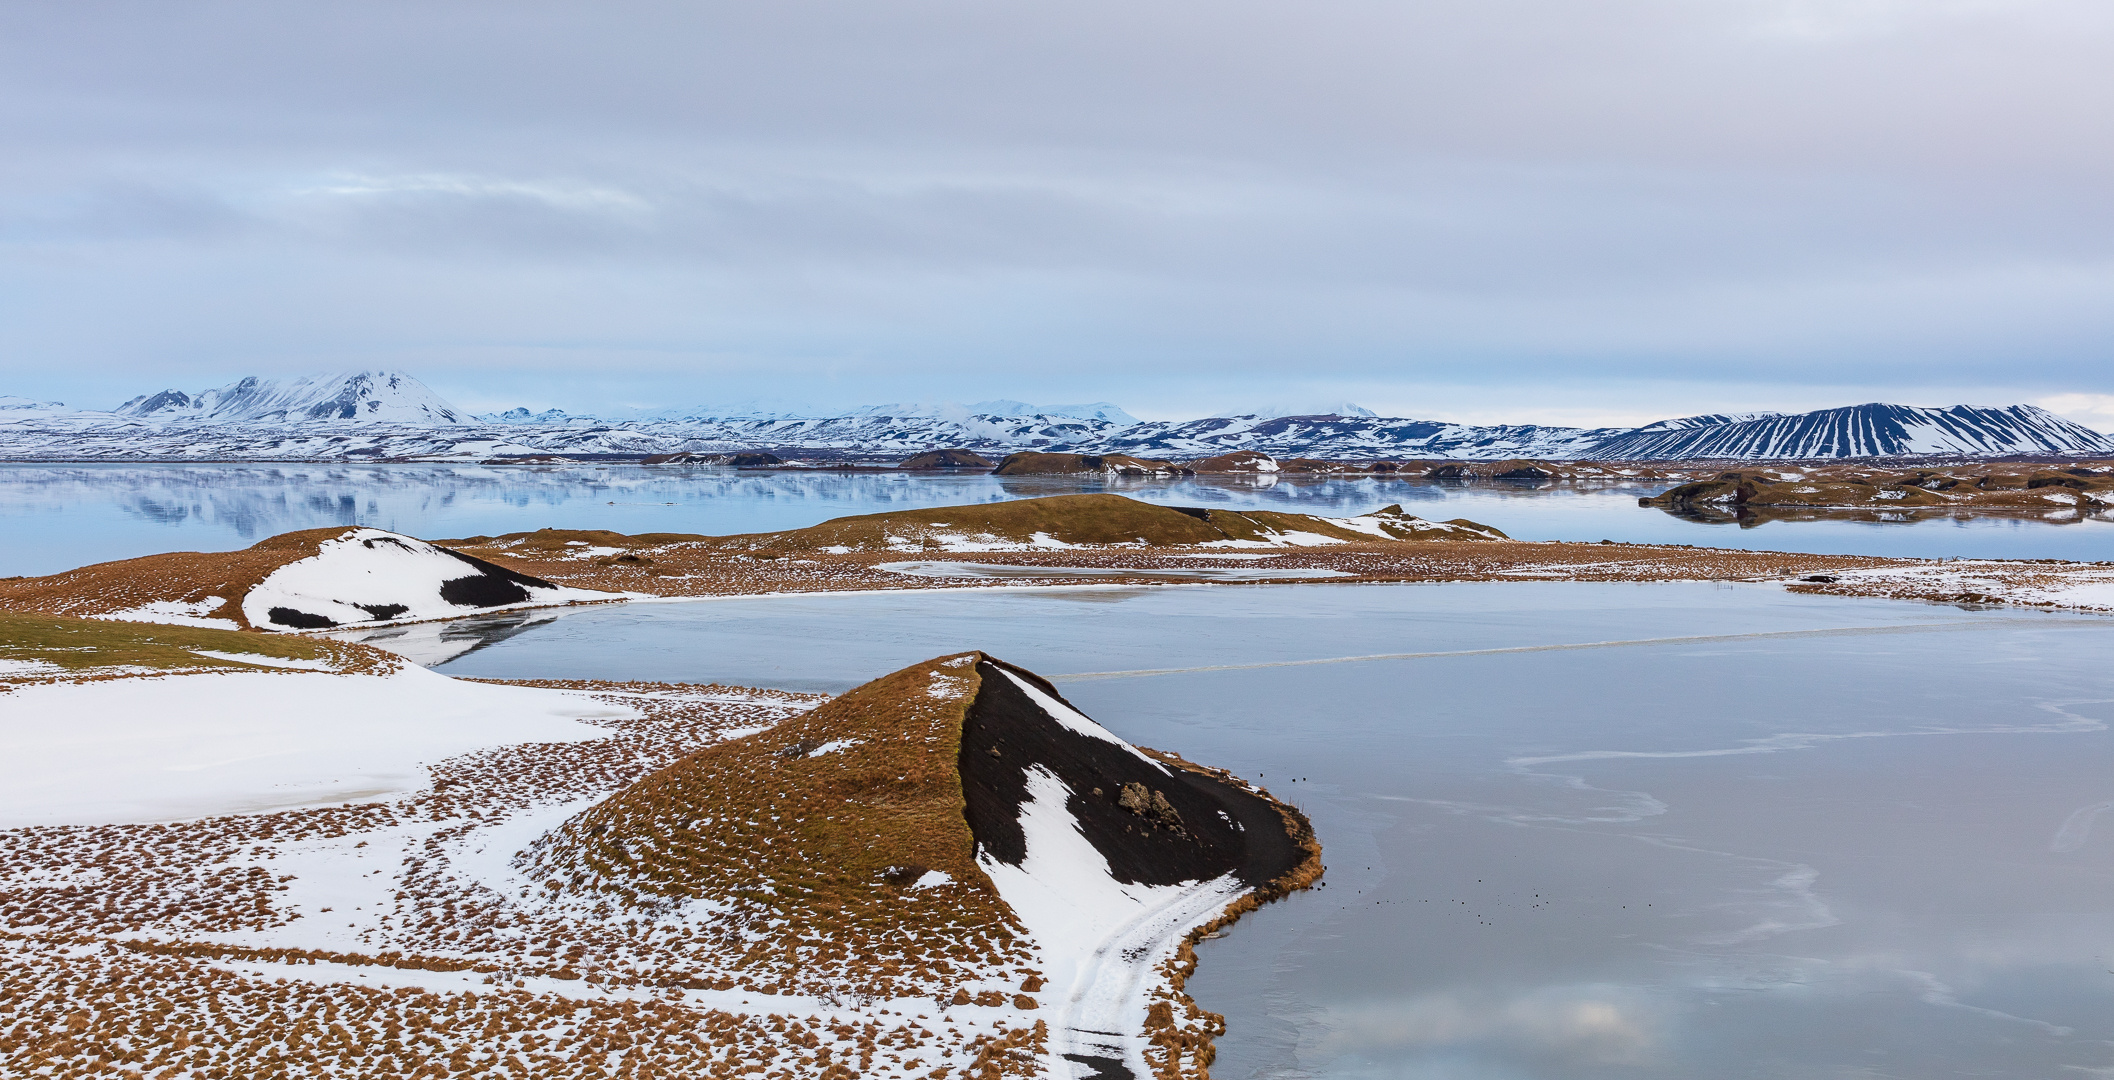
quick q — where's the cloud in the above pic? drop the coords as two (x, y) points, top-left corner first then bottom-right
(2037, 393), (2114, 433)
(0, 0), (2109, 412)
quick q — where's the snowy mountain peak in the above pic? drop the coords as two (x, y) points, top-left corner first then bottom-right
(1633, 411), (1785, 432)
(474, 407), (581, 425)
(0, 396), (71, 413)
(1243, 402), (1379, 419)
(117, 371), (464, 425)
(839, 400), (1141, 425)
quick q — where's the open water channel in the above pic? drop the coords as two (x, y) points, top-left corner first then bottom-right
(339, 582), (2114, 1079)
(4, 462), (2112, 576)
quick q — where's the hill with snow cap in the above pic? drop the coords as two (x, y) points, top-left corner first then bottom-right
(525, 651), (1318, 1078)
(242, 528), (611, 630)
(0, 526), (617, 631)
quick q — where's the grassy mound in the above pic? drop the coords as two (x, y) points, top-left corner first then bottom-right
(523, 653), (1034, 999)
(692, 494), (1505, 552)
(0, 528), (352, 630)
(898, 449), (994, 469)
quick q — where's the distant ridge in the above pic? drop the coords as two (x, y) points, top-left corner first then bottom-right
(2, 373), (2108, 460)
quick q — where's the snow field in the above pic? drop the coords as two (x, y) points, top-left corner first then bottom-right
(0, 664), (632, 826)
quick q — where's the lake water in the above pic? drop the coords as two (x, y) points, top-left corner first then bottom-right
(3, 463), (2110, 577)
(345, 582), (2114, 1078)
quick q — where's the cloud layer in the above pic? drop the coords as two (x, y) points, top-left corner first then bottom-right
(2, 0), (2110, 422)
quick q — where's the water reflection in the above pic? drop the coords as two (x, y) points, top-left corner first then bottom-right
(5, 463), (2112, 576)
(357, 582), (2114, 1077)
(1654, 500), (2114, 530)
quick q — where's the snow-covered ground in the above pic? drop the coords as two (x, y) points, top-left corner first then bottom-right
(0, 663), (629, 826)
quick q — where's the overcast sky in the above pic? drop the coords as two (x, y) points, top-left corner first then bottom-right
(2, 0), (2111, 426)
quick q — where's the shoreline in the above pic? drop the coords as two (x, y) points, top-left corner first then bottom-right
(1136, 750), (1326, 1080)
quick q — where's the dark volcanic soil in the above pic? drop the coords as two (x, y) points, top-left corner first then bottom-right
(960, 657), (1305, 891)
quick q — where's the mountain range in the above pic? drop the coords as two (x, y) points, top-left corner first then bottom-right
(2, 370), (2108, 462)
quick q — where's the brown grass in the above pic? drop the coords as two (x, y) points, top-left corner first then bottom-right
(524, 654), (1036, 1002)
(0, 609), (391, 686)
(0, 527), (349, 629)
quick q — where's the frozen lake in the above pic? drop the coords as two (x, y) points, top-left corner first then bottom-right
(4, 462), (2111, 577)
(347, 581), (2114, 1078)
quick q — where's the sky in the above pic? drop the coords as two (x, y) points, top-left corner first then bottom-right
(2, 0), (2111, 428)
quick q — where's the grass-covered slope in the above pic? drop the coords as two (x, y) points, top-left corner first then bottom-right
(0, 528), (352, 630)
(477, 494), (1504, 559)
(0, 608), (375, 682)
(522, 653), (1035, 1002)
(523, 650), (1322, 1077)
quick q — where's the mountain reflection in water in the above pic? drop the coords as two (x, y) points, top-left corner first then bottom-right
(6, 463), (2113, 576)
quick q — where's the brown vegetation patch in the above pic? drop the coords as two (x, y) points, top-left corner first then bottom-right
(0, 528), (351, 629)
(898, 449), (995, 469)
(0, 609), (390, 688)
(990, 452), (1182, 476)
(525, 655), (1036, 1003)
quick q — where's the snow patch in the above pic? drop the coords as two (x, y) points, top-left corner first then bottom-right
(977, 765), (1241, 1075)
(0, 666), (634, 827)
(243, 528), (614, 631)
(90, 597), (239, 630)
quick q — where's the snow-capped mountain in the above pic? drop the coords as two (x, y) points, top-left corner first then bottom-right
(473, 407), (585, 425)
(798, 400), (1139, 425)
(1629, 411), (1784, 432)
(4, 373), (2109, 461)
(1092, 414), (1615, 459)
(117, 371), (463, 425)
(1585, 404), (2113, 460)
(0, 396), (74, 415)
